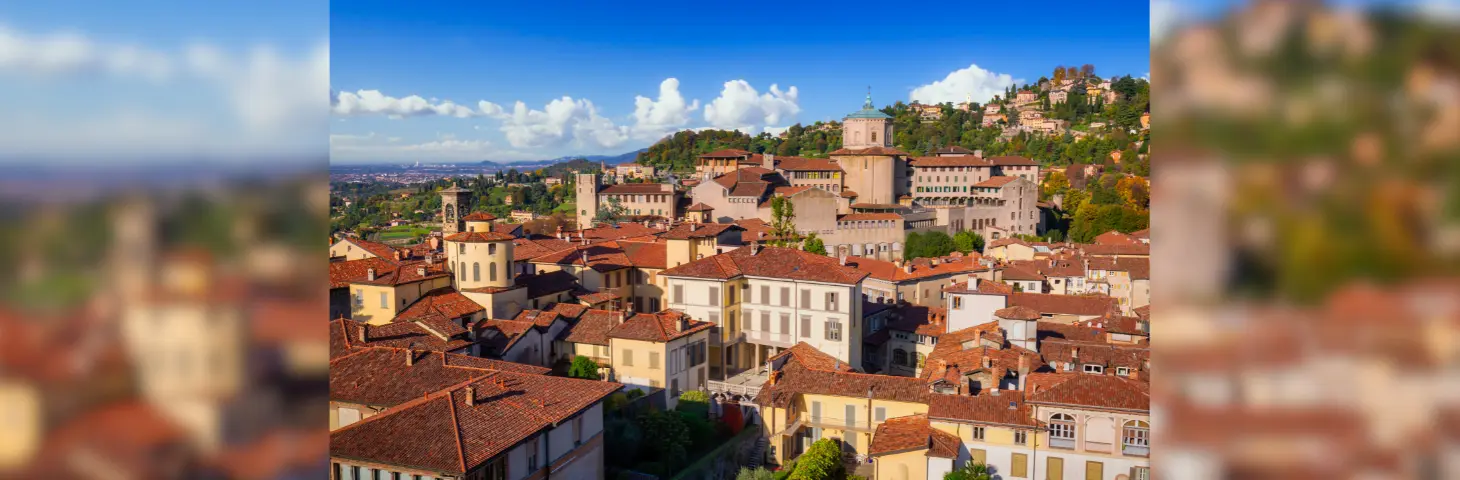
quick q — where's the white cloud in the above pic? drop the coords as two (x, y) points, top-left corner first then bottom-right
(1151, 0), (1186, 43)
(1419, 0), (1460, 23)
(499, 96), (628, 149)
(0, 24), (173, 82)
(630, 78), (700, 140)
(909, 64), (1020, 105)
(703, 80), (800, 132)
(189, 42), (330, 139)
(331, 89), (505, 119)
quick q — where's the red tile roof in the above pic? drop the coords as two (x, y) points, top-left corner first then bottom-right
(660, 246), (869, 284)
(335, 237), (402, 260)
(461, 212), (497, 222)
(999, 264), (1046, 282)
(349, 260), (453, 287)
(988, 155), (1038, 166)
(1077, 243), (1150, 256)
(868, 415), (961, 458)
(840, 189), (859, 198)
(685, 202), (715, 212)
(829, 146), (909, 156)
(837, 213), (902, 222)
(330, 370), (621, 474)
(973, 176), (1019, 188)
(921, 328), (1044, 391)
(661, 222), (743, 240)
(473, 319), (537, 356)
(330, 257), (402, 289)
(574, 290), (619, 305)
(29, 401), (189, 480)
(842, 255), (984, 282)
(529, 243), (632, 272)
(995, 306), (1041, 321)
(513, 309), (562, 329)
(608, 310), (713, 343)
(1039, 339), (1149, 371)
(1009, 292), (1119, 316)
(330, 318), (475, 357)
(1093, 230), (1141, 245)
(1025, 372), (1150, 412)
(574, 222), (664, 242)
(756, 362), (930, 408)
(395, 287), (486, 323)
(512, 237), (575, 262)
(600, 183), (673, 195)
(927, 392), (1042, 428)
(699, 148), (752, 158)
(330, 347), (549, 407)
(910, 156), (991, 167)
(443, 231), (515, 243)
(559, 309), (624, 346)
(769, 342), (856, 372)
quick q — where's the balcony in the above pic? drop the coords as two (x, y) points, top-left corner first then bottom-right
(1049, 437), (1076, 450)
(1122, 444), (1150, 457)
(744, 330), (795, 348)
(802, 414), (873, 432)
(707, 366), (767, 400)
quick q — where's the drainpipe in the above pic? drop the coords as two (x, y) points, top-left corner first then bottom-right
(545, 423), (552, 480)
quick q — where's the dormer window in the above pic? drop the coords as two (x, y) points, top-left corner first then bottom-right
(1116, 367), (1131, 376)
(1083, 364), (1104, 374)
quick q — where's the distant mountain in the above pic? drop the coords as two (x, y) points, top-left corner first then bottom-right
(477, 148), (647, 168)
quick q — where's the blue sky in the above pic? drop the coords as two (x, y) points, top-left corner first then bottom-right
(330, 1), (1152, 164)
(0, 1), (327, 163)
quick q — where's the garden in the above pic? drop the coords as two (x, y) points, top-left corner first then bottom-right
(606, 390), (749, 479)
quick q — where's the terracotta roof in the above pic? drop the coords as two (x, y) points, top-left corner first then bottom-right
(935, 146), (976, 155)
(1035, 321), (1108, 343)
(618, 240), (669, 269)
(988, 156), (1038, 166)
(927, 393), (1042, 428)
(709, 167), (776, 191)
(1009, 292), (1119, 317)
(330, 318), (475, 357)
(512, 237), (575, 262)
(774, 156), (844, 172)
(530, 243), (632, 272)
(1077, 243), (1150, 256)
(473, 319), (537, 356)
(1025, 372), (1150, 412)
(335, 237), (402, 260)
(1093, 230), (1140, 245)
(443, 231), (515, 243)
(558, 309), (623, 346)
(769, 342), (856, 372)
(661, 222), (743, 240)
(600, 183), (673, 195)
(461, 212), (497, 222)
(575, 222), (664, 242)
(973, 176), (1019, 188)
(868, 415), (961, 458)
(842, 255), (984, 283)
(545, 302), (589, 319)
(349, 260), (451, 287)
(840, 189), (858, 198)
(942, 278), (1013, 295)
(510, 270), (577, 299)
(910, 156), (990, 167)
(770, 185), (814, 198)
(330, 257), (400, 288)
(1130, 228), (1150, 240)
(330, 347), (549, 407)
(1133, 305), (1150, 321)
(396, 287), (486, 323)
(513, 309), (563, 329)
(574, 290), (619, 305)
(995, 306), (1041, 321)
(661, 246), (869, 284)
(920, 326), (1044, 391)
(686, 202), (715, 212)
(1039, 339), (1149, 371)
(829, 146), (909, 156)
(756, 362), (930, 408)
(837, 213), (902, 222)
(1000, 264), (1046, 282)
(608, 310), (713, 343)
(986, 237), (1030, 249)
(1077, 313), (1148, 336)
(730, 181), (772, 198)
(330, 371), (621, 474)
(1011, 257), (1084, 278)
(28, 401), (190, 480)
(699, 148), (752, 158)
(733, 218), (775, 243)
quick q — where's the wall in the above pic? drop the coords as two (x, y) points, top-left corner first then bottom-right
(932, 420), (1042, 480)
(739, 277), (861, 368)
(946, 292), (1008, 332)
(599, 190), (678, 218)
(329, 240), (380, 261)
(446, 239), (514, 291)
(836, 154), (899, 205)
(797, 395), (929, 457)
(873, 449), (929, 480)
(786, 188), (840, 236)
(0, 381), (40, 469)
(689, 179), (760, 223)
(575, 173), (598, 229)
(1029, 405), (1151, 480)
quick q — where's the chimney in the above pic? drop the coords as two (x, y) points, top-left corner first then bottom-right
(406, 349), (415, 366)
(465, 386), (475, 407)
(894, 259), (903, 268)
(1130, 369), (1140, 381)
(991, 387), (1000, 396)
(982, 355), (991, 369)
(904, 263), (913, 274)
(697, 253), (704, 259)
(678, 316), (689, 332)
(429, 236), (441, 250)
(556, 225), (564, 239)
(357, 324), (367, 343)
(417, 265), (427, 276)
(690, 223), (698, 232)
(394, 250), (404, 261)
(839, 255), (847, 266)
(367, 268), (377, 281)
(763, 153), (776, 170)
(1072, 348), (1080, 359)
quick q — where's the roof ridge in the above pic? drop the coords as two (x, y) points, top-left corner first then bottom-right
(447, 386), (467, 473)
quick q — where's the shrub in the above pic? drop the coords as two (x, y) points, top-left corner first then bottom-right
(944, 462), (993, 480)
(788, 438), (844, 480)
(626, 388), (645, 400)
(737, 467), (776, 480)
(568, 355), (601, 380)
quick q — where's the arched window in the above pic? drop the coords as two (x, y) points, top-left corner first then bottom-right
(871, 131), (878, 143)
(472, 263), (480, 282)
(892, 349), (907, 366)
(1049, 414), (1076, 447)
(458, 262), (466, 281)
(490, 262), (498, 282)
(1122, 420), (1150, 456)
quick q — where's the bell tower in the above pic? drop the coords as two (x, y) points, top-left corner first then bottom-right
(441, 183), (471, 235)
(575, 172), (599, 229)
(842, 87), (893, 149)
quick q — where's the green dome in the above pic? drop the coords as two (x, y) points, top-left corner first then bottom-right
(845, 90), (892, 119)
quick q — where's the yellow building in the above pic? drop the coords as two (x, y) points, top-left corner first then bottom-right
(329, 237), (400, 261)
(346, 261), (453, 325)
(607, 310), (713, 410)
(446, 230), (528, 320)
(755, 360), (932, 465)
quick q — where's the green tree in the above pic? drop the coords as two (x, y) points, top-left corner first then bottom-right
(769, 196), (800, 246)
(568, 355), (600, 380)
(953, 231), (985, 254)
(802, 232), (827, 255)
(944, 462), (994, 480)
(677, 390), (710, 417)
(788, 438), (845, 480)
(595, 196), (627, 224)
(737, 468), (776, 480)
(638, 410), (691, 472)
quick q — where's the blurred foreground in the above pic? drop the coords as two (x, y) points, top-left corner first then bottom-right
(1154, 1), (1460, 479)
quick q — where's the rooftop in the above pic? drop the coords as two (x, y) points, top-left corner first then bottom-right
(608, 310), (714, 343)
(868, 414), (960, 458)
(660, 246), (870, 285)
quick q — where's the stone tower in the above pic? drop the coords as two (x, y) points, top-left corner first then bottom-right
(440, 183), (472, 235)
(575, 172), (599, 229)
(842, 88), (893, 149)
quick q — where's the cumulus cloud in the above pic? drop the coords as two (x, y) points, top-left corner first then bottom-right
(909, 64), (1020, 105)
(189, 42), (330, 138)
(499, 97), (628, 149)
(630, 78), (700, 140)
(331, 89), (505, 119)
(703, 80), (799, 132)
(0, 24), (173, 82)
(1151, 0), (1186, 43)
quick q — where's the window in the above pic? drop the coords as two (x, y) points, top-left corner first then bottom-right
(892, 349), (907, 366)
(622, 349), (633, 366)
(1014, 430), (1028, 445)
(709, 287), (720, 306)
(528, 437), (539, 471)
(728, 287), (736, 304)
(801, 289), (811, 308)
(760, 286), (769, 304)
(472, 262), (480, 282)
(780, 287), (790, 306)
(1083, 364), (1104, 374)
(379, 292), (387, 309)
(354, 289), (363, 307)
(489, 243), (497, 255)
(1049, 414), (1076, 447)
(1122, 420), (1150, 456)
(972, 426), (985, 440)
(1130, 466), (1150, 480)
(874, 407), (886, 422)
(825, 320), (842, 341)
(800, 315), (811, 338)
(459, 244), (466, 254)
(673, 285), (684, 303)
(649, 351), (660, 369)
(459, 262), (466, 281)
(825, 292), (839, 312)
(952, 296), (962, 309)
(671, 379), (680, 398)
(1116, 367), (1131, 376)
